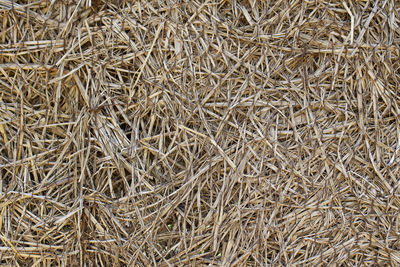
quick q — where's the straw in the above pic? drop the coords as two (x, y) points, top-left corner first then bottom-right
(0, 0), (399, 265)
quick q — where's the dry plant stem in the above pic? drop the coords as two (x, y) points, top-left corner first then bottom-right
(0, 0), (400, 266)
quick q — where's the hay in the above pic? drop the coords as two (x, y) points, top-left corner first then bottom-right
(0, 0), (400, 265)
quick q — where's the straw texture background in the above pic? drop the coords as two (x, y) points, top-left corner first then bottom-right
(0, 0), (400, 266)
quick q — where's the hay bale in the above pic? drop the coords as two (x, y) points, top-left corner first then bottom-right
(0, 0), (399, 265)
